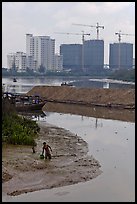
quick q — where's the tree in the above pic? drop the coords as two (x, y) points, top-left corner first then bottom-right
(39, 64), (45, 73)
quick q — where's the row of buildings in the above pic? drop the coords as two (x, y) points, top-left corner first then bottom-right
(60, 40), (133, 72)
(7, 34), (63, 73)
(7, 34), (134, 73)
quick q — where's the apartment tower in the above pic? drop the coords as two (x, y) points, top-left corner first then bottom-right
(26, 34), (55, 72)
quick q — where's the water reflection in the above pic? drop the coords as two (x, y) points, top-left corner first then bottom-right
(2, 76), (135, 95)
(95, 118), (103, 128)
(42, 102), (135, 122)
(72, 79), (135, 89)
(103, 82), (109, 89)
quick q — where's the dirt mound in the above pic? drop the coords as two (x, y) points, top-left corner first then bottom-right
(27, 86), (135, 106)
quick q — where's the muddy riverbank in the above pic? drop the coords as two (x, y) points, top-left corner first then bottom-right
(2, 122), (102, 197)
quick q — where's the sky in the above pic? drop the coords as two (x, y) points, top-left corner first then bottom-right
(2, 2), (135, 67)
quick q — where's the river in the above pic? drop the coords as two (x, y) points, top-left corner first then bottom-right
(2, 76), (135, 202)
(2, 76), (135, 94)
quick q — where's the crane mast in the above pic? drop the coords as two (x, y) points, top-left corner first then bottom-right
(115, 30), (134, 43)
(54, 31), (90, 71)
(54, 31), (90, 43)
(115, 31), (134, 69)
(72, 22), (104, 40)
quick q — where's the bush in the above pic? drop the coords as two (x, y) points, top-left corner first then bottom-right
(2, 111), (39, 146)
(108, 69), (135, 82)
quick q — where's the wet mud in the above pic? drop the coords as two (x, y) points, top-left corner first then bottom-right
(2, 122), (102, 196)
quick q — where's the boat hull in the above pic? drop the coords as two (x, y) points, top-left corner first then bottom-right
(15, 102), (45, 112)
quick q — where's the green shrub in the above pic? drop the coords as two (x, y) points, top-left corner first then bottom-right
(2, 112), (39, 146)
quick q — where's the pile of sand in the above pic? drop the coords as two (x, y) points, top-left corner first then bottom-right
(27, 86), (135, 107)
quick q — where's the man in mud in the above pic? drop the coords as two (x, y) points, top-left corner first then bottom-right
(42, 142), (52, 160)
(32, 146), (36, 153)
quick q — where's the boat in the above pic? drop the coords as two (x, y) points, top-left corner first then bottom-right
(14, 94), (46, 112)
(3, 93), (46, 112)
(13, 78), (17, 82)
(15, 101), (46, 112)
(61, 82), (73, 86)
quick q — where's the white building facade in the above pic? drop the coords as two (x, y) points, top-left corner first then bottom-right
(26, 34), (56, 72)
(7, 52), (27, 72)
(54, 54), (63, 71)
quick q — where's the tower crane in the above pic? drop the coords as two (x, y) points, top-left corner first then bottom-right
(115, 30), (134, 43)
(54, 31), (90, 71)
(72, 22), (104, 40)
(54, 31), (90, 44)
(115, 30), (134, 69)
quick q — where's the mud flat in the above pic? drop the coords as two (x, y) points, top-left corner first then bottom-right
(2, 122), (102, 196)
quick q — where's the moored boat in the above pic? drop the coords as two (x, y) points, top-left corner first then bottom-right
(3, 92), (46, 112)
(15, 101), (46, 112)
(61, 82), (73, 86)
(13, 78), (17, 82)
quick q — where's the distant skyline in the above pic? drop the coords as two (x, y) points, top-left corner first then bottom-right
(2, 2), (135, 67)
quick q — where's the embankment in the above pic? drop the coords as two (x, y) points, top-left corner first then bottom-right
(27, 86), (135, 109)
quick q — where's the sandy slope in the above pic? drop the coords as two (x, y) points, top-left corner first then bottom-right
(27, 86), (135, 107)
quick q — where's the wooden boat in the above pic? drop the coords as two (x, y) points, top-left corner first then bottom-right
(3, 92), (46, 112)
(15, 101), (46, 112)
(9, 94), (46, 112)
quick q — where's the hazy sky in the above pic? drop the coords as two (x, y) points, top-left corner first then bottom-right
(2, 2), (135, 67)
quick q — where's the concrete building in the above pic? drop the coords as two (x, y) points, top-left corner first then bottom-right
(109, 42), (133, 70)
(60, 44), (82, 71)
(7, 52), (27, 72)
(7, 53), (16, 70)
(83, 39), (104, 72)
(26, 34), (55, 72)
(60, 41), (104, 72)
(26, 55), (34, 70)
(54, 54), (63, 71)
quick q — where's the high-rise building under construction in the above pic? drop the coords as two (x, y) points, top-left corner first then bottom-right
(109, 42), (133, 70)
(60, 39), (104, 72)
(83, 39), (104, 72)
(60, 44), (82, 71)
